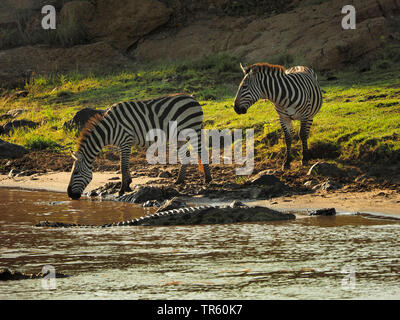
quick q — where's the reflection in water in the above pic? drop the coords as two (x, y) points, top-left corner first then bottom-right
(0, 189), (399, 299)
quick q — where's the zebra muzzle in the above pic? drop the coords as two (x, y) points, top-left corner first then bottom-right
(234, 105), (247, 114)
(67, 186), (81, 200)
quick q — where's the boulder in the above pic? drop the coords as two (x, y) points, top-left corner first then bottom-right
(133, 0), (399, 70)
(60, 1), (96, 25)
(312, 180), (342, 191)
(3, 0), (59, 11)
(158, 170), (173, 178)
(87, 0), (173, 51)
(0, 139), (28, 159)
(229, 200), (248, 208)
(307, 162), (346, 177)
(1, 119), (38, 135)
(248, 187), (263, 199)
(63, 108), (105, 132)
(250, 171), (283, 185)
(248, 170), (288, 197)
(309, 208), (336, 216)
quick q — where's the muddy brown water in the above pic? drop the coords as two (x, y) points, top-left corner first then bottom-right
(0, 188), (400, 299)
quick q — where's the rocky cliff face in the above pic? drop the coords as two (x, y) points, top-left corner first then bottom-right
(133, 0), (400, 70)
(0, 0), (399, 88)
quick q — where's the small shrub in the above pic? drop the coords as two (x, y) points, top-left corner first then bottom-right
(56, 16), (89, 47)
(214, 53), (239, 73)
(190, 53), (239, 73)
(25, 135), (62, 151)
(0, 4), (90, 50)
(373, 60), (391, 70)
(222, 0), (294, 17)
(56, 90), (72, 98)
(309, 141), (341, 159)
(276, 54), (294, 66)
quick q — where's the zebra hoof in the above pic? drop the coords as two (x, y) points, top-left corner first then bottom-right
(119, 188), (132, 196)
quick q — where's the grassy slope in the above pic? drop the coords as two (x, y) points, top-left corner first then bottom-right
(0, 51), (399, 168)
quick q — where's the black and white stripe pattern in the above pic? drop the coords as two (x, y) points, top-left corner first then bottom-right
(67, 94), (211, 199)
(233, 63), (323, 169)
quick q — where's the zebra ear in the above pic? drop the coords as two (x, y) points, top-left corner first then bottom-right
(240, 63), (246, 75)
(70, 150), (78, 161)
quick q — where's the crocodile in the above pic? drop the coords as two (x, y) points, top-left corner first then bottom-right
(35, 205), (295, 228)
(0, 268), (70, 281)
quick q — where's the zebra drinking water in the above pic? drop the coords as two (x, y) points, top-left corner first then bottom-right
(233, 63), (323, 170)
(67, 94), (212, 200)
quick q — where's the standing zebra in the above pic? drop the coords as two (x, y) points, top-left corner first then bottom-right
(233, 62), (323, 170)
(67, 94), (212, 200)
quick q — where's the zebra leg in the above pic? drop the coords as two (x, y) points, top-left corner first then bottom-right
(300, 118), (313, 166)
(280, 118), (293, 170)
(175, 141), (189, 184)
(203, 163), (212, 183)
(198, 156), (212, 183)
(198, 133), (211, 183)
(175, 164), (187, 184)
(119, 141), (133, 196)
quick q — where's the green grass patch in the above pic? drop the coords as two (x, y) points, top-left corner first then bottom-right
(1, 49), (399, 166)
(25, 135), (62, 151)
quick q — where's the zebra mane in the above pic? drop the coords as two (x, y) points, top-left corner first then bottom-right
(77, 113), (105, 152)
(246, 63), (286, 73)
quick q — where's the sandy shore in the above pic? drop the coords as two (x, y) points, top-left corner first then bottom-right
(0, 171), (399, 216)
(0, 172), (157, 193)
(248, 191), (400, 216)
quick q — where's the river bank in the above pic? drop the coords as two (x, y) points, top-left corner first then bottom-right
(1, 169), (399, 216)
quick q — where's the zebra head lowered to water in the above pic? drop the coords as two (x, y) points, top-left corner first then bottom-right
(68, 150), (92, 200)
(67, 94), (212, 200)
(233, 62), (323, 170)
